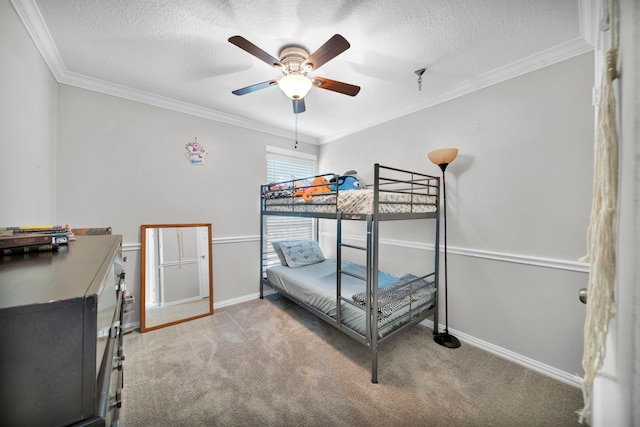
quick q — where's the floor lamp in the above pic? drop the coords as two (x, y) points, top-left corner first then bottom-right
(428, 148), (461, 349)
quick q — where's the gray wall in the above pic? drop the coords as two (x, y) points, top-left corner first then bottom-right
(319, 53), (593, 377)
(1, 0), (318, 327)
(2, 0), (594, 383)
(54, 84), (317, 319)
(0, 0), (57, 225)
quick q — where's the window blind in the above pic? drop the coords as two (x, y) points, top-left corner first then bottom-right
(264, 149), (316, 270)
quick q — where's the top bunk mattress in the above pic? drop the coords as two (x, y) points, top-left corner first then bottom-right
(264, 189), (437, 215)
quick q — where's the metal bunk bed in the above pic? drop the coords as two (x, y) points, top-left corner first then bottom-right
(259, 164), (441, 383)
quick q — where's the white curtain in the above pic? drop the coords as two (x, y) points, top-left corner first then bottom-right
(578, 0), (620, 423)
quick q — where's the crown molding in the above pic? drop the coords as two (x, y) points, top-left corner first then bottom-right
(10, 0), (319, 145)
(320, 0), (597, 144)
(319, 36), (595, 144)
(10, 0), (66, 80)
(12, 0), (594, 147)
(57, 70), (318, 144)
(68, 71), (318, 144)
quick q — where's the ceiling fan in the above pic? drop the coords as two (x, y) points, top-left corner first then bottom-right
(228, 34), (361, 114)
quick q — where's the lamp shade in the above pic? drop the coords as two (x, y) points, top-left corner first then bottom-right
(279, 74), (313, 100)
(428, 148), (459, 166)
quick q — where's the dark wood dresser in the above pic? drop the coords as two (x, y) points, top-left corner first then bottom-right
(0, 235), (127, 427)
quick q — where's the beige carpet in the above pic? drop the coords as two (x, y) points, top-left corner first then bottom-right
(120, 293), (582, 426)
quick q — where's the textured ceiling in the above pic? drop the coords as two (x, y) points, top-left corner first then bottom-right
(13, 0), (593, 143)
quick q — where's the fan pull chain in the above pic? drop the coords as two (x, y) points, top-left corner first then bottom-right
(294, 113), (299, 149)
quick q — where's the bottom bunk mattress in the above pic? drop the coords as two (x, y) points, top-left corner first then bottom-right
(265, 259), (436, 338)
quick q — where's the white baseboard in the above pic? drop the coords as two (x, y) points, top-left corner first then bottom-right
(123, 321), (140, 333)
(123, 291), (277, 332)
(421, 319), (583, 388)
(213, 291), (275, 309)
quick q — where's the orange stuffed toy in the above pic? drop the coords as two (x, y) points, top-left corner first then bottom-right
(294, 177), (332, 201)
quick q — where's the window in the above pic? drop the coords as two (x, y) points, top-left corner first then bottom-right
(263, 146), (316, 270)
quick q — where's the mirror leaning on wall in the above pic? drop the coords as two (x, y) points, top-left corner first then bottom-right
(140, 223), (213, 332)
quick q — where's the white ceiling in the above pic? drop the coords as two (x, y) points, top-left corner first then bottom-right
(13, 0), (594, 144)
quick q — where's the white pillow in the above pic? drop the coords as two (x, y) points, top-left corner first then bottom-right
(279, 240), (325, 268)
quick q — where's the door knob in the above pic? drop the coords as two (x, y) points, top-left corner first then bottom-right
(579, 288), (588, 304)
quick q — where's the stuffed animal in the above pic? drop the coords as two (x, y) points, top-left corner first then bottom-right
(331, 175), (361, 191)
(295, 177), (332, 201)
(331, 170), (365, 191)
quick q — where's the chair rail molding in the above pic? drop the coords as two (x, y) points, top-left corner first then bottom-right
(320, 232), (588, 274)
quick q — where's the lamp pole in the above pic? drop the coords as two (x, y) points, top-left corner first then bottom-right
(428, 148), (461, 349)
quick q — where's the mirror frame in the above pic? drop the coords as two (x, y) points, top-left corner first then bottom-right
(140, 223), (213, 332)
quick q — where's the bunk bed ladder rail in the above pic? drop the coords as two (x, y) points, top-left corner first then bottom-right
(260, 184), (266, 299)
(336, 212), (380, 383)
(335, 213), (369, 327)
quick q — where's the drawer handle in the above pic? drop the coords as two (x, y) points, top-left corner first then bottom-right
(111, 389), (122, 409)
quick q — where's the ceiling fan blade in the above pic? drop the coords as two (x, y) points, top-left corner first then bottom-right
(228, 35), (282, 68)
(302, 34), (350, 71)
(232, 79), (279, 96)
(312, 77), (360, 97)
(293, 98), (306, 114)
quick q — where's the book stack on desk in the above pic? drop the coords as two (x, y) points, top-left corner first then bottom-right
(0, 225), (69, 255)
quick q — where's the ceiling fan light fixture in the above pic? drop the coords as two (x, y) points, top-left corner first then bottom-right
(279, 74), (312, 100)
